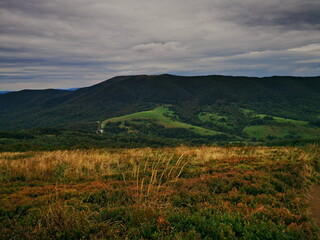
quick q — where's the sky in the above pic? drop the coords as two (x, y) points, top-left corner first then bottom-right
(0, 0), (320, 91)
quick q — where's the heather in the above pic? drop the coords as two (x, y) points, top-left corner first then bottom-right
(1, 146), (319, 239)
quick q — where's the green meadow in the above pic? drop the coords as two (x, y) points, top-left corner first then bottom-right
(102, 106), (220, 136)
(241, 108), (320, 140)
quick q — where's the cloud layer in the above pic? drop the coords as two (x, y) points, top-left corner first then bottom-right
(1, 0), (320, 90)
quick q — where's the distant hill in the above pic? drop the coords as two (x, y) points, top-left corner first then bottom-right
(0, 74), (320, 142)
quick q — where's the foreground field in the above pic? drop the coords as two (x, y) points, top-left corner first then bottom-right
(1, 146), (320, 239)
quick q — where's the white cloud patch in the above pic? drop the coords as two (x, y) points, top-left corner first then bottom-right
(288, 43), (320, 53)
(131, 42), (184, 54)
(0, 0), (319, 90)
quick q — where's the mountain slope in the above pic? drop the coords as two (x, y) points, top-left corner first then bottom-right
(0, 89), (71, 114)
(0, 74), (319, 140)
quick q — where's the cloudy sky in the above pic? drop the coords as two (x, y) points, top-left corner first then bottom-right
(1, 0), (320, 90)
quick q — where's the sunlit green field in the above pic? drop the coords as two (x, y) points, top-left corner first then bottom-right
(1, 146), (320, 239)
(102, 106), (220, 136)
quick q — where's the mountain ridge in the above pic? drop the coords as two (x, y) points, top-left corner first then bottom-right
(0, 74), (320, 141)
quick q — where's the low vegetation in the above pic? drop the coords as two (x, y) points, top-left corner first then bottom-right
(1, 146), (319, 239)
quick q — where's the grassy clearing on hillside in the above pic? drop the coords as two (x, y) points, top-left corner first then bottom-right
(241, 108), (320, 140)
(242, 108), (308, 125)
(1, 146), (319, 239)
(198, 112), (227, 122)
(244, 125), (320, 140)
(102, 106), (220, 136)
(198, 112), (233, 129)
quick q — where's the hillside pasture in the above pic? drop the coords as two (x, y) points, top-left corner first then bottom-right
(102, 106), (220, 136)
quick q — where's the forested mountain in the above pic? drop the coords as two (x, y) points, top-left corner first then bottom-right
(1, 74), (320, 147)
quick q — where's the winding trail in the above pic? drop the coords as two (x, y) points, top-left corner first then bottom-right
(309, 185), (320, 227)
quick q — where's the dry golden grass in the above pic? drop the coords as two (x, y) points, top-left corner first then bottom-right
(1, 145), (320, 239)
(1, 146), (318, 183)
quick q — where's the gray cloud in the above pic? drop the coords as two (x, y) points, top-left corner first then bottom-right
(216, 1), (320, 30)
(0, 0), (319, 90)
